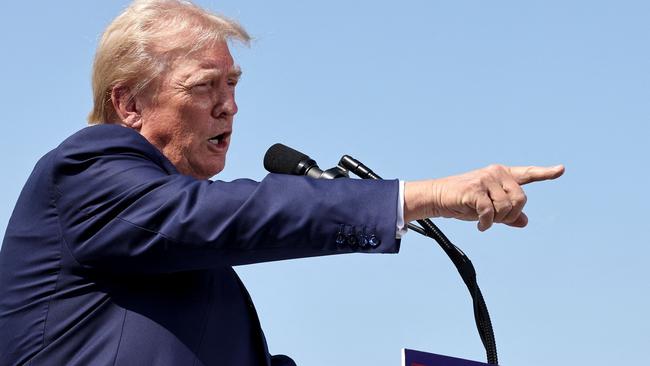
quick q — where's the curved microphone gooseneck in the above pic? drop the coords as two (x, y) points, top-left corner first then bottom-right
(339, 155), (498, 365)
(264, 144), (498, 365)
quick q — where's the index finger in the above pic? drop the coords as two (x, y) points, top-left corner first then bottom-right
(508, 165), (565, 185)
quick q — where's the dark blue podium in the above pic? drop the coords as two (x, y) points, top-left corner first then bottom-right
(402, 349), (493, 366)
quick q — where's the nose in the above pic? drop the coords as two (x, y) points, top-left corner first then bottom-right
(225, 96), (238, 116)
(212, 89), (238, 119)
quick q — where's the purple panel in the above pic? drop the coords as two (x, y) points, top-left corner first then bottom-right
(403, 349), (493, 366)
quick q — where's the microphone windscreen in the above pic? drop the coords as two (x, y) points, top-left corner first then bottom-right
(263, 143), (310, 174)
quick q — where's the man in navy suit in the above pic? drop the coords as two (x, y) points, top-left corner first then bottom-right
(0, 1), (564, 365)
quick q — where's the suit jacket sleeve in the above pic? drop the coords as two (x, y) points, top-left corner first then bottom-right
(52, 125), (400, 273)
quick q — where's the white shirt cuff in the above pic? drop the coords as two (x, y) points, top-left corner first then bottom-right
(396, 180), (407, 239)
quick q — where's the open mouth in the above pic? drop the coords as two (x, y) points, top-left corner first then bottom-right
(208, 132), (230, 146)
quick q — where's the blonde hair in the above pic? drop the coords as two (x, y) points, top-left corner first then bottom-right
(88, 0), (250, 124)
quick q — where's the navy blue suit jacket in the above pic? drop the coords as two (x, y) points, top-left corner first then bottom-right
(0, 125), (400, 365)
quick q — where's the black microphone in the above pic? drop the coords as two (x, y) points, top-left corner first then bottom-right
(263, 143), (348, 179)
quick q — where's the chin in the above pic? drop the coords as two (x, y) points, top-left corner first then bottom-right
(205, 162), (225, 179)
(189, 155), (226, 179)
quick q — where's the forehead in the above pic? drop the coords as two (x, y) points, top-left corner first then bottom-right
(167, 41), (238, 78)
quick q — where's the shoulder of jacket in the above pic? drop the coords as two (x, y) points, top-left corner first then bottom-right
(54, 124), (177, 173)
(60, 124), (150, 150)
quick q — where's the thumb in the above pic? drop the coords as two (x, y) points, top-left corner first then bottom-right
(505, 212), (529, 228)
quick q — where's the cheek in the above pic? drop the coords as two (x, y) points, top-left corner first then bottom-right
(181, 102), (215, 136)
(195, 97), (214, 112)
(184, 94), (215, 119)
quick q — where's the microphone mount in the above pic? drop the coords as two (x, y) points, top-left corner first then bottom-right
(298, 159), (349, 179)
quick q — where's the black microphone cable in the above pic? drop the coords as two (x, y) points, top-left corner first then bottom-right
(264, 144), (498, 364)
(339, 155), (498, 365)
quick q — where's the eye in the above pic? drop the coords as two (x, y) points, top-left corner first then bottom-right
(227, 78), (239, 87)
(192, 81), (212, 90)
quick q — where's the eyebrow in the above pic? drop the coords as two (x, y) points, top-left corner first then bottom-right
(197, 61), (242, 76)
(180, 64), (243, 85)
(230, 65), (242, 79)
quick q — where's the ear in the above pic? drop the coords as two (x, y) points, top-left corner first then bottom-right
(111, 85), (143, 131)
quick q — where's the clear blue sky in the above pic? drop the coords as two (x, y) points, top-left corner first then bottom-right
(1, 1), (648, 365)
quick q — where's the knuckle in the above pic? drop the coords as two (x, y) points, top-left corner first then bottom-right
(493, 199), (509, 210)
(486, 164), (501, 173)
(494, 202), (512, 220)
(503, 200), (513, 211)
(520, 193), (528, 206)
(479, 204), (494, 217)
(511, 192), (527, 206)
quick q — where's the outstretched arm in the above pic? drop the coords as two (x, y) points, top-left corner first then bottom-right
(53, 125), (400, 274)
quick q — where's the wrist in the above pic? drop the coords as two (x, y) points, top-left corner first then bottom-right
(404, 180), (441, 222)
